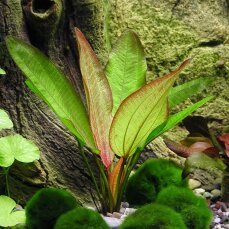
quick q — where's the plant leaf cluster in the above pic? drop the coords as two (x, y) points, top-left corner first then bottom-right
(0, 195), (26, 227)
(0, 110), (40, 168)
(6, 29), (213, 212)
(0, 109), (40, 227)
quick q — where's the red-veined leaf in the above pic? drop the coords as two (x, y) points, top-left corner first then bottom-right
(110, 59), (190, 157)
(75, 28), (114, 168)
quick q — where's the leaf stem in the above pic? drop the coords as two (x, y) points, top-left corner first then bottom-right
(115, 149), (142, 210)
(3, 167), (10, 197)
(94, 156), (114, 213)
(78, 142), (103, 211)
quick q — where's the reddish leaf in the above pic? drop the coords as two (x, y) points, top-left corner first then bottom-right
(108, 157), (124, 203)
(187, 141), (212, 152)
(75, 28), (114, 168)
(219, 134), (229, 157)
(110, 59), (190, 157)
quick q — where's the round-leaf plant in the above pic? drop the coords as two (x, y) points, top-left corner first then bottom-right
(0, 109), (40, 197)
(6, 29), (213, 213)
(0, 195), (26, 227)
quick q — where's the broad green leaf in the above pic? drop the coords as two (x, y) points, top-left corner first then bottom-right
(168, 77), (213, 108)
(145, 96), (213, 146)
(105, 31), (147, 114)
(0, 109), (13, 130)
(0, 195), (26, 227)
(110, 59), (190, 157)
(0, 134), (40, 167)
(6, 36), (97, 152)
(75, 28), (113, 167)
(0, 68), (6, 75)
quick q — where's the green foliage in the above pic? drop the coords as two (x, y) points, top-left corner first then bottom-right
(119, 203), (187, 229)
(126, 159), (187, 206)
(0, 109), (40, 196)
(54, 207), (109, 229)
(6, 29), (212, 213)
(6, 36), (97, 153)
(181, 205), (213, 229)
(168, 77), (214, 108)
(0, 195), (26, 227)
(26, 188), (80, 229)
(0, 134), (40, 167)
(156, 186), (212, 229)
(105, 30), (146, 114)
(0, 109), (13, 130)
(109, 60), (190, 157)
(145, 96), (213, 146)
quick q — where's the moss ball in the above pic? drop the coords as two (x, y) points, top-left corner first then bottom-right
(126, 159), (187, 206)
(54, 207), (110, 229)
(26, 188), (80, 229)
(119, 203), (186, 229)
(181, 205), (212, 229)
(156, 186), (212, 229)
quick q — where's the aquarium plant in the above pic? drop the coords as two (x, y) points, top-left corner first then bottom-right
(126, 158), (187, 206)
(0, 195), (26, 228)
(164, 116), (229, 202)
(119, 203), (187, 229)
(26, 188), (79, 229)
(54, 207), (109, 229)
(0, 109), (40, 196)
(6, 28), (213, 213)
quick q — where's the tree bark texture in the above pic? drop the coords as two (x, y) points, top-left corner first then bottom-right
(0, 0), (107, 205)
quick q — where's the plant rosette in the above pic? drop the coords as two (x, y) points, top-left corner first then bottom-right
(6, 29), (213, 213)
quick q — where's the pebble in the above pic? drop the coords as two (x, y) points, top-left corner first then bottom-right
(189, 179), (201, 189)
(203, 191), (213, 199)
(210, 201), (229, 229)
(112, 212), (122, 219)
(102, 216), (122, 229)
(211, 189), (222, 198)
(124, 208), (136, 215)
(121, 202), (129, 208)
(194, 188), (205, 196)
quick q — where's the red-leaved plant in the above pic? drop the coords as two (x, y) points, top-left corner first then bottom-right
(164, 116), (229, 202)
(6, 28), (213, 213)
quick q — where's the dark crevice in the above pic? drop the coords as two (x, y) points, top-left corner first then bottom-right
(199, 40), (224, 47)
(171, 0), (181, 16)
(32, 0), (55, 13)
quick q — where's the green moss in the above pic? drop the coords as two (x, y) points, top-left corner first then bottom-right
(110, 2), (198, 78)
(54, 207), (109, 229)
(26, 188), (80, 229)
(126, 159), (187, 206)
(181, 205), (212, 229)
(119, 203), (187, 229)
(156, 186), (212, 229)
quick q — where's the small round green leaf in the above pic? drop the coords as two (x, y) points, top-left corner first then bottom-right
(0, 137), (15, 167)
(0, 109), (13, 131)
(0, 134), (40, 167)
(0, 195), (26, 227)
